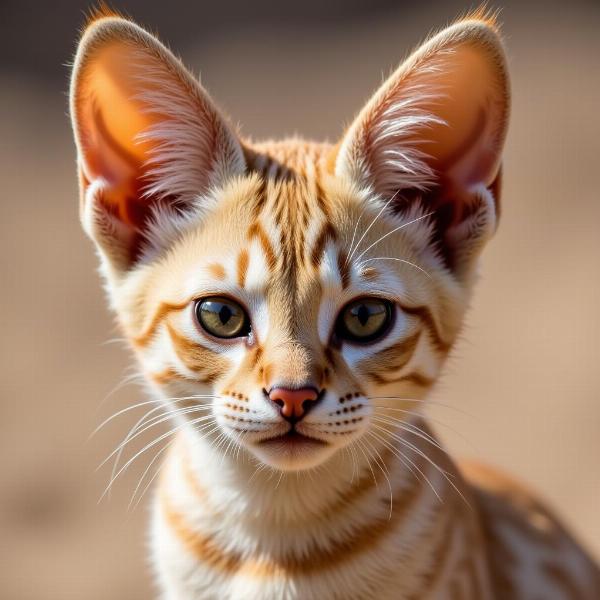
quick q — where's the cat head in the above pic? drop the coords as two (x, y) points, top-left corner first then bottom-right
(70, 12), (509, 471)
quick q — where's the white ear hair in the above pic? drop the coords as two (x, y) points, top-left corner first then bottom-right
(336, 16), (509, 276)
(70, 16), (245, 276)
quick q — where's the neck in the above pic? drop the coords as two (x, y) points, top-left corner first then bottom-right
(155, 417), (492, 598)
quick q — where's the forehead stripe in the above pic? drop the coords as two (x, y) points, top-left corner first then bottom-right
(310, 222), (337, 267)
(237, 250), (249, 288)
(247, 221), (276, 270)
(337, 249), (350, 289)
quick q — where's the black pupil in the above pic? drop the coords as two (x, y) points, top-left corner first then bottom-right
(218, 304), (232, 325)
(356, 304), (370, 326)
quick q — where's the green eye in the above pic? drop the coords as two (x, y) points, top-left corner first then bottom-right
(194, 297), (250, 339)
(336, 298), (393, 343)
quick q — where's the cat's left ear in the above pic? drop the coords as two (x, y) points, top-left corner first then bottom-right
(336, 16), (510, 276)
(70, 16), (245, 277)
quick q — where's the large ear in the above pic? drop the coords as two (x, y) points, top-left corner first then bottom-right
(70, 16), (245, 276)
(336, 15), (509, 276)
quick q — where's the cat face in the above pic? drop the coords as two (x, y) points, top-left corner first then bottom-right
(121, 170), (459, 471)
(70, 15), (509, 470)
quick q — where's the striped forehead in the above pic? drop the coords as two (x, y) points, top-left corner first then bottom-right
(206, 180), (341, 292)
(193, 174), (393, 297)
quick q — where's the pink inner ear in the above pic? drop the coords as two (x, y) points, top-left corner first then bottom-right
(74, 41), (162, 232)
(71, 18), (246, 271)
(431, 100), (504, 226)
(83, 103), (146, 227)
(410, 45), (506, 214)
(337, 28), (508, 227)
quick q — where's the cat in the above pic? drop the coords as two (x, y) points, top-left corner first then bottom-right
(69, 8), (600, 599)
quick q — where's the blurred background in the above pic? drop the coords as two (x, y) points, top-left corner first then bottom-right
(1, 0), (599, 598)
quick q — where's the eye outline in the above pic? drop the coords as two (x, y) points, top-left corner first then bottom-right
(193, 295), (252, 342)
(334, 296), (395, 346)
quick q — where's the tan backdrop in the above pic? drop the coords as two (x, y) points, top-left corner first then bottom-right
(1, 2), (598, 598)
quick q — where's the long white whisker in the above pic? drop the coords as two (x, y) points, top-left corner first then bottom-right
(368, 396), (473, 417)
(354, 211), (434, 264)
(95, 370), (145, 413)
(345, 203), (368, 268)
(367, 427), (442, 503)
(107, 403), (167, 500)
(376, 423), (469, 508)
(371, 414), (444, 452)
(358, 436), (394, 520)
(92, 394), (220, 438)
(99, 413), (214, 502)
(128, 439), (174, 510)
(372, 405), (474, 449)
(346, 194), (397, 265)
(130, 447), (171, 511)
(100, 337), (130, 347)
(99, 404), (213, 470)
(358, 256), (432, 279)
(91, 399), (163, 438)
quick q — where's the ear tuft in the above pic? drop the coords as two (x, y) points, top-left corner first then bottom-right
(84, 2), (127, 30)
(456, 5), (502, 32)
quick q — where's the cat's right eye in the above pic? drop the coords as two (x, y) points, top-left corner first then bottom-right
(194, 297), (250, 339)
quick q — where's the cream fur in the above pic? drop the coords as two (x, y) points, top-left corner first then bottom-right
(70, 10), (600, 600)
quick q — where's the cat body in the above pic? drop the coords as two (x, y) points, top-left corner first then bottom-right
(69, 10), (600, 599)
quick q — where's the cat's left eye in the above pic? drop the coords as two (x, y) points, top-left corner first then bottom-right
(194, 297), (250, 339)
(336, 297), (393, 343)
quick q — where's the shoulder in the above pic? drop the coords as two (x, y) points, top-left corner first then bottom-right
(459, 460), (600, 599)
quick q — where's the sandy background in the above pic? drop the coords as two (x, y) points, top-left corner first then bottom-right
(1, 1), (599, 598)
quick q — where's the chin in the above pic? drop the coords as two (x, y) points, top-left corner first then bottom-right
(248, 432), (339, 471)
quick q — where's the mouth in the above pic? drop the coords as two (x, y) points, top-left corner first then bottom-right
(258, 429), (328, 449)
(250, 427), (334, 470)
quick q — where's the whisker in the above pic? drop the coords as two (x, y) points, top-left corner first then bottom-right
(91, 399), (163, 439)
(354, 211), (434, 264)
(346, 443), (359, 484)
(366, 427), (442, 503)
(357, 436), (394, 520)
(107, 403), (166, 500)
(353, 439), (376, 488)
(94, 370), (145, 413)
(366, 428), (439, 504)
(92, 393), (220, 438)
(128, 438), (174, 510)
(346, 193), (398, 265)
(371, 414), (443, 451)
(358, 256), (432, 279)
(372, 405), (475, 449)
(99, 403), (213, 470)
(106, 402), (212, 496)
(344, 203), (368, 268)
(98, 413), (216, 501)
(368, 396), (474, 417)
(374, 423), (470, 508)
(130, 447), (170, 511)
(100, 337), (130, 347)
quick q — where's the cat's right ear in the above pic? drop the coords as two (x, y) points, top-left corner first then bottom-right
(70, 16), (245, 277)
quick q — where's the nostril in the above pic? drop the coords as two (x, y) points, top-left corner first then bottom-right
(268, 386), (322, 422)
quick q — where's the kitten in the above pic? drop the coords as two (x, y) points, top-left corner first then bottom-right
(70, 9), (600, 599)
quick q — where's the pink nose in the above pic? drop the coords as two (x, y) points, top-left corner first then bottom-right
(268, 387), (320, 422)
